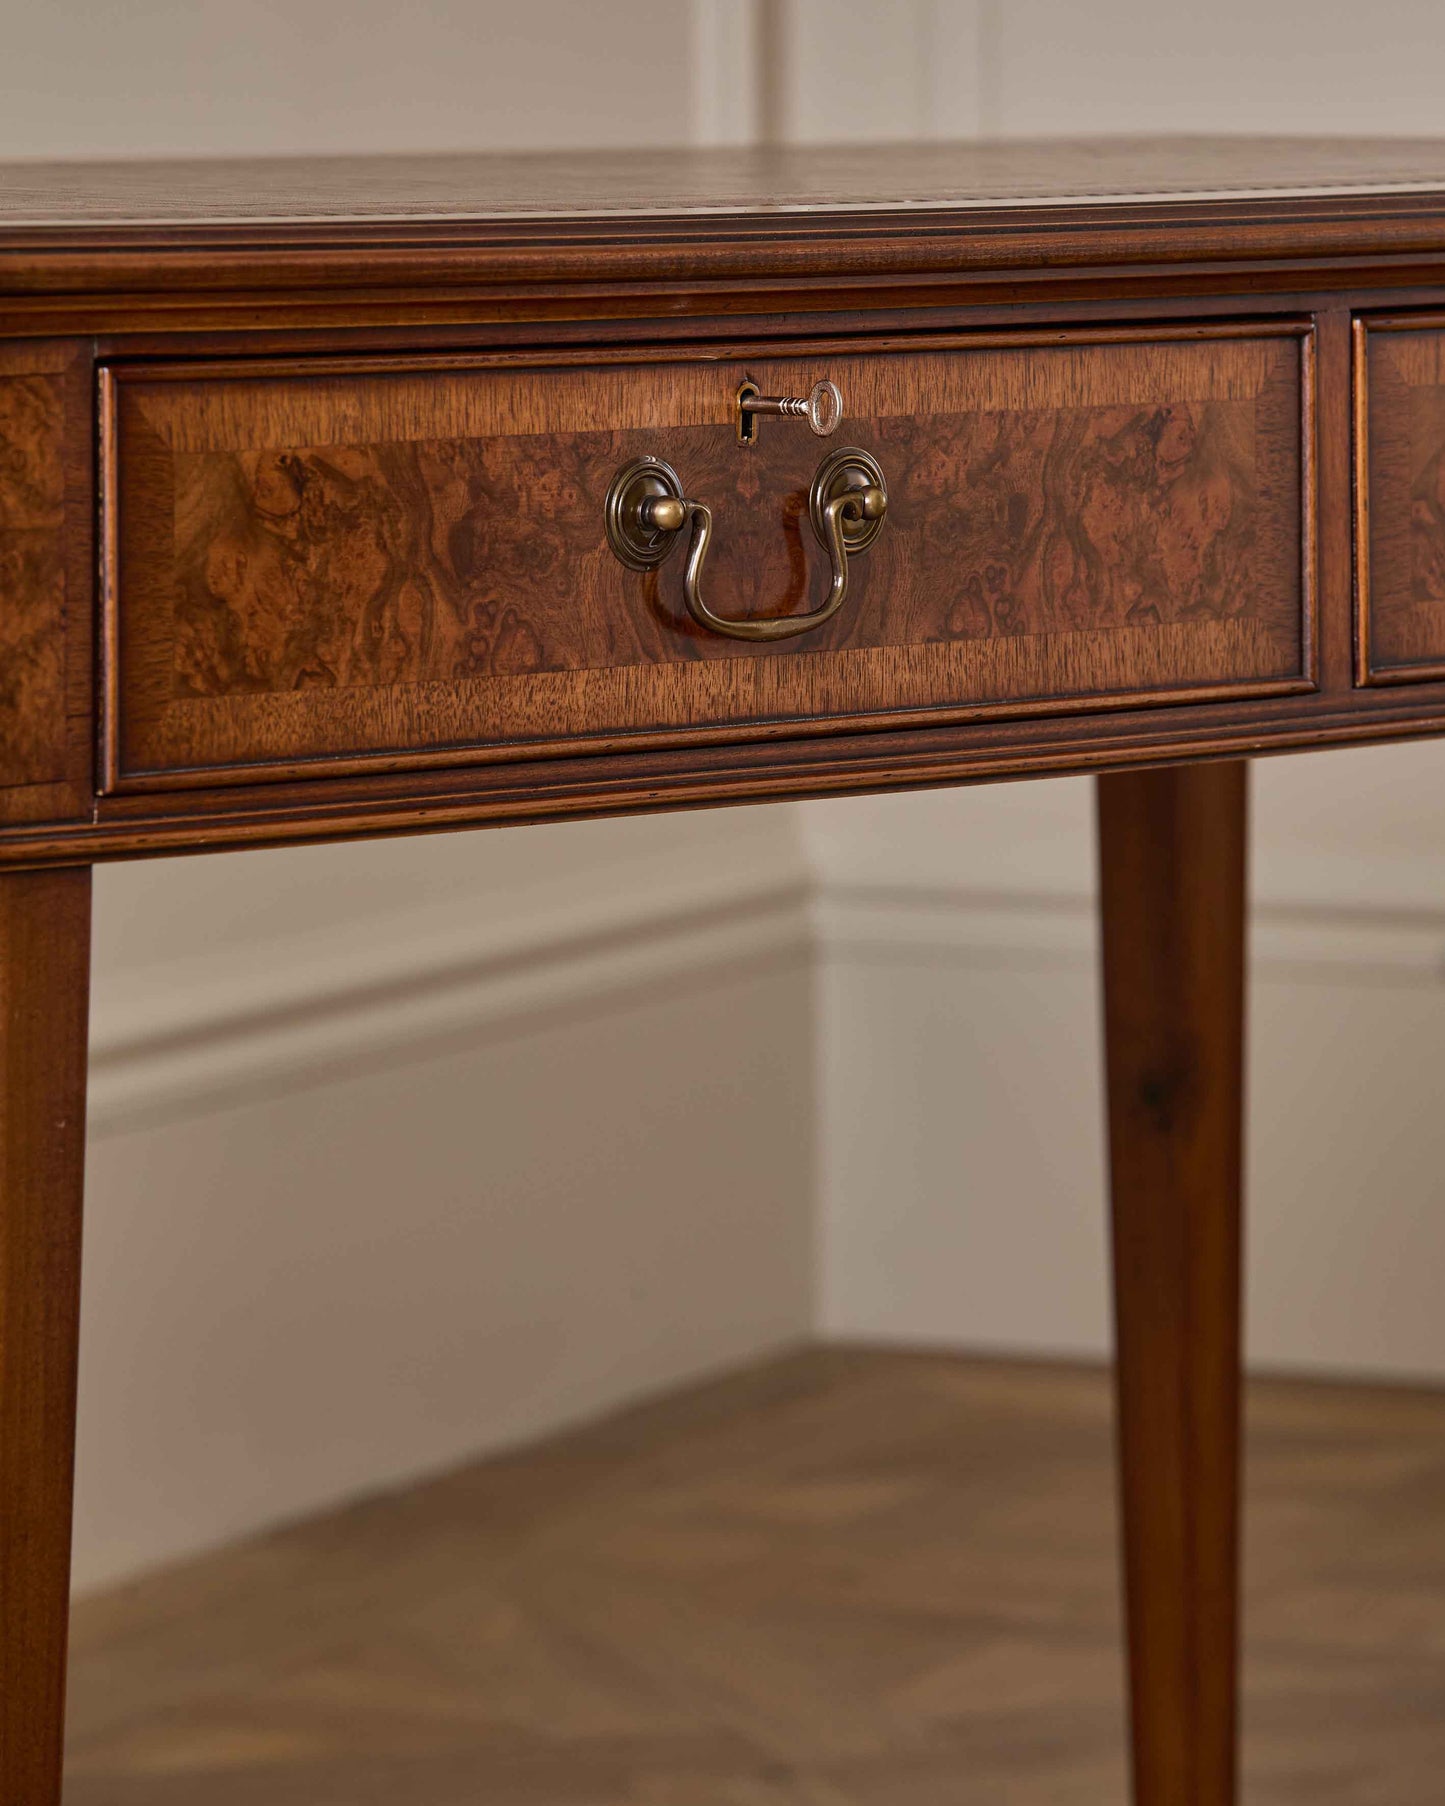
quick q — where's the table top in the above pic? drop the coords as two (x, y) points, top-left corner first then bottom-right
(6, 136), (1445, 229)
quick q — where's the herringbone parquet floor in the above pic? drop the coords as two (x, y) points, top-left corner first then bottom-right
(63, 1349), (1445, 1803)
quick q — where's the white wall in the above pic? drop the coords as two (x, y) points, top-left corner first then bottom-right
(80, 827), (814, 1588)
(785, 0), (1445, 1386)
(37, 0), (1445, 1591)
(979, 0), (1445, 137)
(80, 808), (816, 1591)
(0, 5), (695, 159)
(809, 746), (1445, 1379)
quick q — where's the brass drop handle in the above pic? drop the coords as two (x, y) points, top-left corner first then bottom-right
(605, 447), (888, 644)
(667, 484), (882, 642)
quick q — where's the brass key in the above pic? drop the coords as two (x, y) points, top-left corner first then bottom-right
(736, 378), (843, 443)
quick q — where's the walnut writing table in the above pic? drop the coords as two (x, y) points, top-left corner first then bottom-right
(7, 137), (1445, 1803)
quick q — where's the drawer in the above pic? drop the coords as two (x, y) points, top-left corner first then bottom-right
(101, 330), (1312, 790)
(1357, 318), (1445, 684)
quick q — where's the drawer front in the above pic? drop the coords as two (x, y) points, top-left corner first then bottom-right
(1358, 320), (1445, 683)
(103, 331), (1311, 789)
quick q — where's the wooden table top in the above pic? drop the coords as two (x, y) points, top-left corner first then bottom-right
(5, 136), (1445, 229)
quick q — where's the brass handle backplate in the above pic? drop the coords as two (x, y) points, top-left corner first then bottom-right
(605, 447), (888, 644)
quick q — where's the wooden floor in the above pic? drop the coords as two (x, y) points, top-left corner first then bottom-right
(64, 1348), (1445, 1804)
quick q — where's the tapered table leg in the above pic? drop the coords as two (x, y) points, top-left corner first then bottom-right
(1097, 763), (1246, 1806)
(0, 868), (91, 1806)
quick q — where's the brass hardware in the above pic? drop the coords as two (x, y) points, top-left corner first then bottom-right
(809, 446), (888, 555)
(736, 378), (843, 444)
(603, 446), (887, 643)
(604, 455), (689, 570)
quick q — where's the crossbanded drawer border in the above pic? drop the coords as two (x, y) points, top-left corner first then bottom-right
(98, 318), (1318, 795)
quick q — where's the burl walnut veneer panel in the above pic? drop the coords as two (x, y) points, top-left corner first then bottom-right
(105, 331), (1310, 789)
(0, 342), (92, 827)
(1357, 321), (1445, 684)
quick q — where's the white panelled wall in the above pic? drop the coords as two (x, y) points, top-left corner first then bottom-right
(81, 812), (817, 1592)
(784, 0), (1445, 1376)
(47, 0), (1445, 1591)
(809, 753), (1445, 1377)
